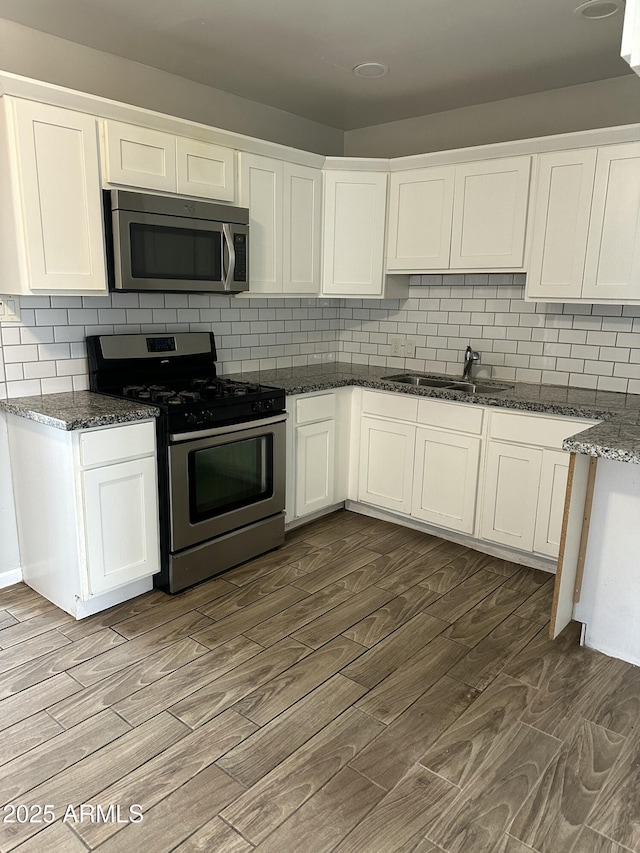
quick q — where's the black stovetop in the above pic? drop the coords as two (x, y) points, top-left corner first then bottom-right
(87, 332), (286, 434)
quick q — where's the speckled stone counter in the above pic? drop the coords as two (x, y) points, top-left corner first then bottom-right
(0, 391), (159, 431)
(232, 363), (640, 464)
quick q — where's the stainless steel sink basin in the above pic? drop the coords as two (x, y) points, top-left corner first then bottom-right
(382, 374), (514, 394)
(382, 375), (454, 388)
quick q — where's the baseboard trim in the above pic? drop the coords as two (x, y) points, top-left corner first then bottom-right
(345, 500), (557, 574)
(0, 568), (23, 589)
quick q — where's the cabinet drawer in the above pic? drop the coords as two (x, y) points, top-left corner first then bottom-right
(361, 390), (418, 422)
(489, 410), (597, 449)
(80, 421), (156, 467)
(417, 398), (483, 434)
(296, 393), (336, 424)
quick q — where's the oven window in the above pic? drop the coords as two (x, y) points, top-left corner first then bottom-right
(130, 223), (222, 281)
(189, 435), (273, 521)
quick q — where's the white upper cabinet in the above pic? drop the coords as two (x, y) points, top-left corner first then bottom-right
(582, 142), (640, 302)
(386, 167), (455, 271)
(103, 120), (236, 201)
(176, 136), (235, 201)
(322, 170), (388, 296)
(385, 156), (531, 274)
(450, 156), (531, 269)
(0, 97), (107, 295)
(526, 149), (597, 301)
(239, 153), (321, 294)
(283, 162), (322, 293)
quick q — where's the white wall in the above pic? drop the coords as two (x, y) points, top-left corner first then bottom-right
(0, 18), (344, 156)
(344, 76), (640, 158)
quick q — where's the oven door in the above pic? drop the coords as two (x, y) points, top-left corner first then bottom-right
(112, 209), (248, 293)
(168, 414), (286, 552)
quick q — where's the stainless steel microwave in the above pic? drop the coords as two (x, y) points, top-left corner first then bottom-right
(105, 189), (249, 293)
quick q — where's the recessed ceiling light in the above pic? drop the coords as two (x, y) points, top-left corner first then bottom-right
(353, 62), (389, 78)
(574, 0), (623, 19)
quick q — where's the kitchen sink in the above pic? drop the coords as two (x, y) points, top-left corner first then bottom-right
(382, 374), (514, 394)
(382, 375), (454, 388)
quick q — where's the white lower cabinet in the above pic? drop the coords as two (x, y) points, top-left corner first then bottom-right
(286, 389), (350, 522)
(294, 420), (336, 517)
(82, 454), (160, 595)
(412, 426), (481, 534)
(479, 410), (598, 559)
(480, 441), (543, 551)
(533, 450), (570, 558)
(7, 415), (160, 618)
(358, 416), (416, 514)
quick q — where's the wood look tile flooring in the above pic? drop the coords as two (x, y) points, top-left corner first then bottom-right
(0, 510), (637, 853)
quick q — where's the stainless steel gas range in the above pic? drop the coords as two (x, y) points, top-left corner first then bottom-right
(87, 332), (286, 593)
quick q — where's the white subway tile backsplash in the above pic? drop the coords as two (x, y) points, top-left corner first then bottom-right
(2, 275), (640, 398)
(35, 309), (68, 326)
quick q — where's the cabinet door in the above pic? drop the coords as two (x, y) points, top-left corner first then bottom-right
(176, 137), (235, 201)
(480, 440), (542, 552)
(239, 153), (283, 292)
(82, 456), (160, 595)
(358, 416), (415, 513)
(582, 142), (640, 302)
(10, 99), (107, 293)
(295, 420), (336, 517)
(534, 449), (570, 558)
(412, 427), (480, 534)
(283, 162), (322, 293)
(527, 149), (597, 301)
(386, 167), (454, 271)
(450, 156), (531, 269)
(103, 120), (176, 192)
(322, 171), (387, 296)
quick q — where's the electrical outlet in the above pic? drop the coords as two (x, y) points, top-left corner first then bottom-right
(0, 296), (20, 323)
(389, 335), (404, 357)
(405, 338), (416, 358)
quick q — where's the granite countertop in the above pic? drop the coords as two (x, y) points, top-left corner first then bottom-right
(3, 366), (640, 461)
(0, 391), (159, 431)
(233, 363), (640, 464)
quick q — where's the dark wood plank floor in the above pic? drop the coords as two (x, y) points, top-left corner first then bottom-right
(0, 509), (637, 853)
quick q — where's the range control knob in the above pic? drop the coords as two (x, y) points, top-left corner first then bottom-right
(264, 398), (273, 411)
(251, 401), (260, 413)
(185, 413), (198, 426)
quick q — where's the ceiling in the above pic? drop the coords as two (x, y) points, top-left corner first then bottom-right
(0, 0), (631, 130)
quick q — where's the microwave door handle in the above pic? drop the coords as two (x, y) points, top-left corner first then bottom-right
(222, 224), (236, 291)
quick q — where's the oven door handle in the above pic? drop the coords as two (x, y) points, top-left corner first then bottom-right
(169, 412), (287, 443)
(222, 224), (236, 291)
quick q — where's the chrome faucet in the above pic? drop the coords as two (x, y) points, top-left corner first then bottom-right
(462, 345), (480, 380)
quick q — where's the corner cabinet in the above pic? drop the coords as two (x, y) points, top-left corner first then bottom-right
(322, 170), (402, 298)
(386, 166), (455, 271)
(239, 153), (322, 295)
(6, 416), (160, 619)
(102, 120), (236, 202)
(0, 97), (108, 295)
